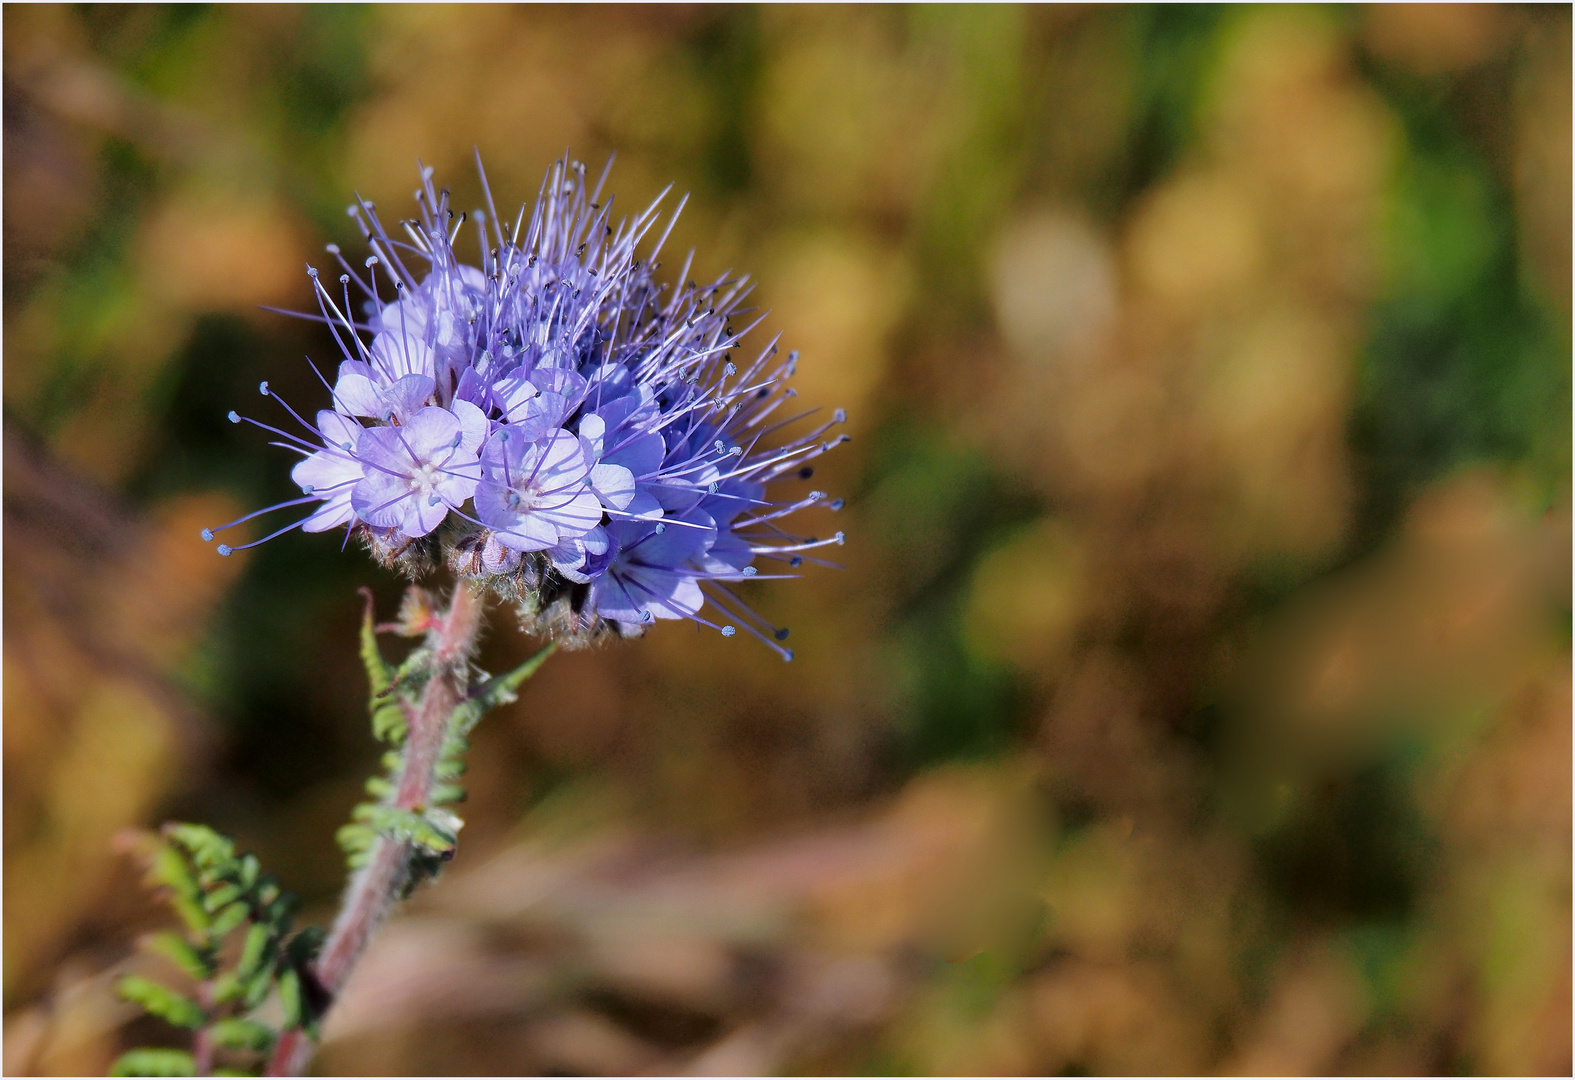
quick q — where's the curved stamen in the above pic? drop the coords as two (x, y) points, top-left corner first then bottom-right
(215, 511), (319, 555)
(202, 494), (321, 540)
(699, 582), (794, 660)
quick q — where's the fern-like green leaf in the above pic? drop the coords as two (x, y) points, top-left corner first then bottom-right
(117, 976), (205, 1029)
(123, 823), (325, 1074)
(209, 901), (250, 938)
(336, 822), (377, 866)
(235, 923), (273, 980)
(166, 824), (234, 871)
(207, 1017), (277, 1052)
(471, 644), (556, 711)
(202, 882), (244, 913)
(358, 805), (458, 856)
(240, 963), (275, 1011)
(286, 926), (326, 968)
(143, 932), (213, 982)
(110, 1048), (196, 1076)
(277, 968), (305, 1031)
(358, 589), (397, 699)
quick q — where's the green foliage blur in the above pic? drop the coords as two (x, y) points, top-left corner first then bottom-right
(5, 5), (1569, 1076)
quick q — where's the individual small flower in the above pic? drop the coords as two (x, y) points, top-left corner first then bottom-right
(475, 427), (611, 554)
(351, 401), (486, 538)
(590, 513), (714, 626)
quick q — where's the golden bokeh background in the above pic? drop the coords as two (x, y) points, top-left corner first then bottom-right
(4, 5), (1569, 1075)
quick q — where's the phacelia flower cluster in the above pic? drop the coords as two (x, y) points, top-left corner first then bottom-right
(204, 157), (846, 658)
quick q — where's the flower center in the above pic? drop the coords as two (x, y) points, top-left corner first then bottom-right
(408, 463), (441, 492)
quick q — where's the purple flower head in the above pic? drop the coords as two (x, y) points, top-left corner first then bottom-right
(205, 156), (847, 657)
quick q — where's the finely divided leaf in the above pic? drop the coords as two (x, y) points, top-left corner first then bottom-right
(110, 1048), (197, 1077)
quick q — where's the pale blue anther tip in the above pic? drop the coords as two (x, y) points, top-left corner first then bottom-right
(834, 408), (847, 423)
(301, 485), (314, 495)
(200, 528), (214, 542)
(654, 522), (666, 533)
(743, 566), (757, 577)
(216, 544), (233, 557)
(834, 531), (845, 544)
(721, 625), (736, 637)
(782, 649), (795, 662)
(258, 380), (270, 395)
(228, 410), (241, 423)
(830, 499), (845, 511)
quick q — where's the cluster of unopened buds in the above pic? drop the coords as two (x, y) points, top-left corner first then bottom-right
(205, 156), (846, 658)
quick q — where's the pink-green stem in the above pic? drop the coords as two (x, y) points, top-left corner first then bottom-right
(192, 1023), (214, 1077)
(267, 583), (483, 1077)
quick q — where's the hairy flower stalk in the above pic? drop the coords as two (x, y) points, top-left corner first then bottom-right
(266, 584), (485, 1077)
(107, 155), (849, 1078)
(325, 584), (478, 984)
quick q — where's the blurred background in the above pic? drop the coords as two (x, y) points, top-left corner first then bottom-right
(4, 4), (1570, 1075)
